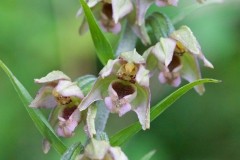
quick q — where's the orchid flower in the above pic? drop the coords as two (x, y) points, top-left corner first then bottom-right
(143, 26), (213, 94)
(78, 50), (150, 130)
(30, 71), (85, 137)
(77, 0), (133, 34)
(76, 138), (128, 160)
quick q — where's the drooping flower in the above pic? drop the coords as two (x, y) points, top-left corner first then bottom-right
(30, 71), (84, 137)
(78, 50), (150, 130)
(77, 0), (133, 34)
(76, 138), (128, 160)
(143, 26), (213, 94)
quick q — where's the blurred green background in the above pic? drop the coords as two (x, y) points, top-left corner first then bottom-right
(0, 0), (240, 159)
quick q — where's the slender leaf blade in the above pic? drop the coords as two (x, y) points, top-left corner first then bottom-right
(80, 0), (114, 65)
(0, 60), (67, 154)
(110, 78), (220, 146)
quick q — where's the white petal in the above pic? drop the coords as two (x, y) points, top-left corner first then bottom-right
(55, 80), (84, 98)
(34, 71), (70, 84)
(30, 86), (57, 108)
(112, 0), (133, 23)
(108, 146), (128, 160)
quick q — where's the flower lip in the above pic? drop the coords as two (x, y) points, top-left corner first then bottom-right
(112, 81), (135, 99)
(168, 55), (181, 72)
(62, 106), (78, 120)
(102, 3), (113, 19)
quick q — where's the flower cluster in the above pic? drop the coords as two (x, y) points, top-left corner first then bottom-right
(28, 0), (217, 158)
(77, 0), (179, 45)
(78, 50), (150, 130)
(143, 26), (213, 94)
(30, 71), (84, 137)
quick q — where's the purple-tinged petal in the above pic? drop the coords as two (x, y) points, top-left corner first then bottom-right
(105, 80), (137, 116)
(136, 65), (150, 87)
(105, 96), (115, 111)
(30, 86), (57, 108)
(54, 80), (84, 99)
(132, 84), (150, 130)
(112, 0), (133, 23)
(159, 71), (181, 87)
(180, 53), (205, 95)
(136, 0), (154, 26)
(99, 17), (122, 34)
(57, 106), (80, 137)
(78, 76), (114, 111)
(118, 103), (131, 117)
(100, 59), (121, 78)
(34, 71), (70, 84)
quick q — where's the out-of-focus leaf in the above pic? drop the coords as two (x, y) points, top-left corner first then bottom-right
(140, 150), (156, 160)
(61, 142), (83, 160)
(110, 78), (220, 146)
(0, 60), (67, 154)
(80, 0), (114, 65)
(172, 0), (223, 24)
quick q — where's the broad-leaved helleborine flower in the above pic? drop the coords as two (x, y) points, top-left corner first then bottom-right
(76, 138), (128, 160)
(77, 0), (133, 34)
(30, 71), (84, 137)
(78, 50), (150, 130)
(143, 26), (213, 94)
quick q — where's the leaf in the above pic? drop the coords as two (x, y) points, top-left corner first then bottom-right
(110, 78), (220, 146)
(61, 142), (83, 160)
(0, 60), (67, 154)
(172, 0), (223, 24)
(140, 150), (156, 160)
(80, 0), (114, 65)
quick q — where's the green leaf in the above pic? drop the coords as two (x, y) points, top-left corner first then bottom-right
(0, 60), (67, 154)
(61, 142), (83, 160)
(172, 0), (223, 24)
(140, 150), (156, 160)
(80, 0), (114, 65)
(110, 78), (220, 146)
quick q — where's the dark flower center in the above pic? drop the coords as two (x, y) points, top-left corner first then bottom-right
(168, 55), (181, 72)
(112, 82), (135, 99)
(102, 3), (113, 19)
(62, 106), (77, 120)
